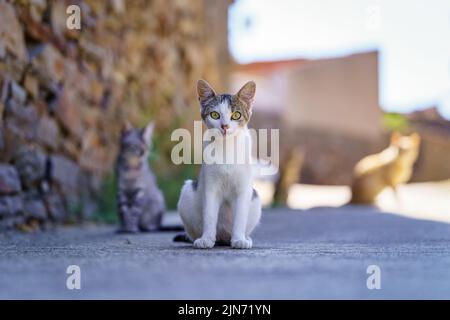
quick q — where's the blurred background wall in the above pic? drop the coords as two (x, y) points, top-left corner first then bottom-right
(0, 0), (232, 231)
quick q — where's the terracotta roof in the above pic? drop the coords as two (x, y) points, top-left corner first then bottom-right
(233, 51), (379, 75)
(408, 107), (445, 122)
(233, 58), (311, 75)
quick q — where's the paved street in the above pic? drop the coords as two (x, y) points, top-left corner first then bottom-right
(1, 206), (450, 299)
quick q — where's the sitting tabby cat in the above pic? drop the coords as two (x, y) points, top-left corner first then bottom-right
(176, 80), (262, 249)
(116, 121), (180, 233)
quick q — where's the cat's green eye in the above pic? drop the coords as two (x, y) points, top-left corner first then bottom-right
(210, 111), (220, 120)
(231, 111), (241, 121)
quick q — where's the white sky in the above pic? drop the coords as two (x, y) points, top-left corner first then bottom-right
(229, 0), (450, 118)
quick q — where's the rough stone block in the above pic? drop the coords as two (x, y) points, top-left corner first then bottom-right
(0, 164), (21, 194)
(13, 145), (47, 190)
(0, 195), (23, 217)
(0, 216), (25, 230)
(0, 0), (27, 60)
(10, 81), (27, 105)
(36, 116), (59, 149)
(24, 73), (39, 98)
(44, 193), (66, 222)
(4, 100), (38, 140)
(54, 88), (83, 139)
(22, 191), (47, 220)
(49, 155), (80, 193)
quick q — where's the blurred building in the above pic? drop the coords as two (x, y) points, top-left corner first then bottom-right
(407, 107), (450, 182)
(232, 51), (386, 185)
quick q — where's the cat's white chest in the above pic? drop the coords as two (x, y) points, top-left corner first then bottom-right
(201, 129), (253, 196)
(216, 163), (248, 180)
(203, 163), (252, 197)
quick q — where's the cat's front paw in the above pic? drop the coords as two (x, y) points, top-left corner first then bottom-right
(193, 237), (215, 249)
(231, 237), (252, 249)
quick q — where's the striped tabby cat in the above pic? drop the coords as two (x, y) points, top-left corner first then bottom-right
(116, 121), (168, 233)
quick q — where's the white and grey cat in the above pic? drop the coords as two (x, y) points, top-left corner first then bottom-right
(177, 80), (262, 249)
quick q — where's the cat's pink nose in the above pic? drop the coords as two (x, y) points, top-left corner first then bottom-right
(221, 124), (229, 133)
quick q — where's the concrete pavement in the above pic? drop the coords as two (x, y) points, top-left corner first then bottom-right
(1, 206), (450, 299)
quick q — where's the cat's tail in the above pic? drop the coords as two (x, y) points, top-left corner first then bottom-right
(173, 233), (192, 243)
(173, 234), (231, 246)
(158, 225), (185, 232)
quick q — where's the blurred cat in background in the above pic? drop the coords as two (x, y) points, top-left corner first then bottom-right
(350, 132), (421, 205)
(116, 121), (179, 233)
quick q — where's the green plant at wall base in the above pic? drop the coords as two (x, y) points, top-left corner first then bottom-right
(383, 112), (410, 133)
(93, 174), (118, 224)
(155, 162), (198, 210)
(66, 200), (82, 224)
(150, 130), (198, 210)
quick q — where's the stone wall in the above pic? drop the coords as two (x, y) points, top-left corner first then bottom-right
(0, 0), (231, 231)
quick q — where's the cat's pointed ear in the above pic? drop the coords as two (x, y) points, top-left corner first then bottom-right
(390, 131), (401, 145)
(197, 79), (216, 104)
(236, 81), (256, 108)
(142, 121), (155, 145)
(122, 120), (133, 134)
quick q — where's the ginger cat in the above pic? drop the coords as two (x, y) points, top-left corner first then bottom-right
(350, 132), (421, 204)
